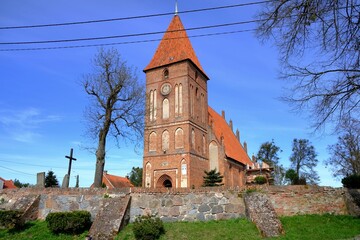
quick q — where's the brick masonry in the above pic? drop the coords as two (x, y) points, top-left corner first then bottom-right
(0, 186), (356, 222)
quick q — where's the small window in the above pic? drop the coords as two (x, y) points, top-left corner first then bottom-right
(195, 71), (198, 80)
(164, 69), (169, 79)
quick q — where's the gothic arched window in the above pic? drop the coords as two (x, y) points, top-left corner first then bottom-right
(209, 141), (219, 170)
(191, 129), (195, 149)
(149, 132), (157, 152)
(175, 128), (184, 149)
(162, 130), (170, 151)
(163, 98), (169, 119)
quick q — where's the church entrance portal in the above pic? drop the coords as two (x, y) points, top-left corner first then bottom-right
(156, 174), (173, 188)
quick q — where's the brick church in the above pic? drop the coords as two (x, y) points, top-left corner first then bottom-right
(142, 13), (261, 188)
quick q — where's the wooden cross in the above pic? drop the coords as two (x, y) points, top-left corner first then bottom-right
(65, 148), (77, 176)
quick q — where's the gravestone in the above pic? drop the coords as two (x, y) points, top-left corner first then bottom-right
(75, 175), (79, 188)
(36, 172), (45, 188)
(62, 174), (70, 188)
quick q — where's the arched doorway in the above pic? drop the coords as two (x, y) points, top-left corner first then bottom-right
(163, 179), (172, 188)
(156, 174), (173, 188)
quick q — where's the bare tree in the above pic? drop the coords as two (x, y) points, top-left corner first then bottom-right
(325, 118), (360, 178)
(290, 138), (319, 184)
(256, 0), (360, 131)
(83, 48), (145, 188)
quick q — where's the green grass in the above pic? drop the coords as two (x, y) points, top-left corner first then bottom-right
(0, 220), (88, 240)
(1, 215), (359, 240)
(116, 218), (262, 240)
(273, 214), (360, 240)
(117, 215), (360, 240)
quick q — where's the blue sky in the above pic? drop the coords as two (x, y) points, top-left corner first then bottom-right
(0, 1), (340, 187)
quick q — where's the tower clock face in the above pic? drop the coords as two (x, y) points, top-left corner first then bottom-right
(161, 83), (172, 95)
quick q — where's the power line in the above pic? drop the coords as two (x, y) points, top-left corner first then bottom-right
(0, 159), (94, 170)
(0, 159), (68, 169)
(0, 166), (35, 176)
(0, 20), (259, 45)
(0, 29), (254, 52)
(0, 159), (130, 171)
(0, 1), (271, 30)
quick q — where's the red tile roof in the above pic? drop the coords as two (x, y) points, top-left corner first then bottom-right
(0, 177), (17, 189)
(102, 172), (133, 189)
(144, 15), (208, 79)
(208, 107), (253, 166)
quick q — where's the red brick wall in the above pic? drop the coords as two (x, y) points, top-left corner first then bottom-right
(265, 185), (347, 215)
(143, 60), (209, 188)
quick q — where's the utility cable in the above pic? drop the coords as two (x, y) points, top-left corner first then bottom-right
(0, 20), (259, 45)
(0, 1), (272, 30)
(0, 29), (254, 51)
(0, 166), (35, 176)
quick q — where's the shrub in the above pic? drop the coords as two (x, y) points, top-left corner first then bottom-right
(0, 210), (24, 229)
(254, 176), (267, 185)
(45, 210), (92, 234)
(132, 215), (165, 240)
(342, 174), (360, 189)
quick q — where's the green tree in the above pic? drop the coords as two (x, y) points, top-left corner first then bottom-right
(290, 139), (319, 184)
(45, 170), (59, 188)
(256, 1), (360, 131)
(82, 48), (145, 188)
(128, 167), (143, 187)
(325, 118), (360, 179)
(256, 139), (281, 166)
(203, 169), (224, 187)
(13, 179), (30, 188)
(285, 169), (306, 185)
(256, 139), (285, 185)
(285, 169), (298, 185)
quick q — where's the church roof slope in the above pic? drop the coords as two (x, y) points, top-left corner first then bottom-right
(144, 15), (208, 79)
(208, 106), (253, 166)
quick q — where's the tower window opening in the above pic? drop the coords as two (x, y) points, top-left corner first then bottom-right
(164, 69), (169, 79)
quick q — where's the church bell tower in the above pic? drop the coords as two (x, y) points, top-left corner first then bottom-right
(143, 13), (210, 188)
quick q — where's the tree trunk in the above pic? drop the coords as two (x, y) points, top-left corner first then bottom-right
(93, 129), (107, 188)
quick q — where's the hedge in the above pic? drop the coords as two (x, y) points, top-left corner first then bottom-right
(0, 210), (24, 229)
(45, 210), (92, 234)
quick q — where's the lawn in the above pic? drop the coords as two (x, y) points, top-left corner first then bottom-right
(274, 214), (360, 240)
(1, 214), (359, 240)
(116, 218), (262, 240)
(117, 214), (360, 240)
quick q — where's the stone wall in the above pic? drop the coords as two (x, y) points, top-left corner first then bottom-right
(0, 186), (354, 222)
(129, 190), (245, 222)
(0, 188), (129, 220)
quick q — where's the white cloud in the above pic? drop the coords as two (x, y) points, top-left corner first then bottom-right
(0, 107), (61, 143)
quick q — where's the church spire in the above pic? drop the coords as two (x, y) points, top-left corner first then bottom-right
(144, 14), (208, 79)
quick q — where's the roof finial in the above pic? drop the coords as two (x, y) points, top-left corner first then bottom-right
(175, 0), (178, 15)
